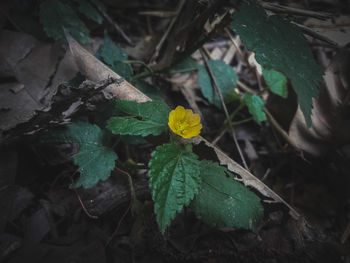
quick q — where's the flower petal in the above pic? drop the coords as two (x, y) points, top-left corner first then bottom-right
(174, 106), (186, 121)
(182, 123), (202, 138)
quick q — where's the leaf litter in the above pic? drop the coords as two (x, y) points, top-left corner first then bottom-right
(0, 1), (349, 262)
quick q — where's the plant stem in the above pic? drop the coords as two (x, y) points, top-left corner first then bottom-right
(200, 49), (249, 171)
(131, 71), (154, 81)
(124, 60), (155, 75)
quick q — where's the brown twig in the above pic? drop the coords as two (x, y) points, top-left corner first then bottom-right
(225, 28), (245, 60)
(106, 166), (134, 247)
(307, 22), (350, 29)
(149, 0), (186, 63)
(212, 117), (253, 145)
(259, 1), (332, 20)
(293, 22), (340, 47)
(71, 175), (99, 219)
(212, 128), (227, 145)
(138, 11), (177, 18)
(225, 28), (260, 83)
(200, 49), (249, 171)
(237, 80), (257, 95)
(90, 0), (134, 46)
(264, 108), (301, 151)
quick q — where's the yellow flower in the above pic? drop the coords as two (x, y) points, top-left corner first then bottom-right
(168, 106), (202, 139)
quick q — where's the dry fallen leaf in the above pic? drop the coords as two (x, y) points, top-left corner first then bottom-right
(289, 49), (350, 156)
(0, 30), (104, 135)
(65, 32), (150, 103)
(0, 30), (63, 131)
(0, 30), (39, 77)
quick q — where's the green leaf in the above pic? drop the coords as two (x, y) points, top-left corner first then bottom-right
(78, 0), (103, 24)
(98, 33), (128, 66)
(262, 68), (288, 98)
(120, 135), (147, 145)
(133, 80), (165, 101)
(198, 60), (239, 108)
(44, 122), (117, 188)
(39, 0), (91, 43)
(149, 143), (201, 232)
(244, 93), (266, 124)
(110, 61), (133, 82)
(191, 160), (263, 230)
(232, 3), (323, 126)
(96, 33), (132, 80)
(107, 118), (166, 137)
(169, 57), (199, 74)
(106, 100), (170, 137)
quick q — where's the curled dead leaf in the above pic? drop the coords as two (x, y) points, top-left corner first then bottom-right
(289, 49), (350, 156)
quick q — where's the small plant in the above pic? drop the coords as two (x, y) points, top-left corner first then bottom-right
(107, 100), (263, 233)
(45, 99), (263, 233)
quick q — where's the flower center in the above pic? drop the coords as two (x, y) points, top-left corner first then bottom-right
(175, 121), (189, 134)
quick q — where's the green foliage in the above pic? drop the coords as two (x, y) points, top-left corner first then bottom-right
(120, 135), (147, 145)
(98, 33), (128, 64)
(39, 0), (91, 43)
(149, 143), (201, 232)
(133, 80), (165, 101)
(96, 33), (133, 81)
(45, 122), (117, 188)
(244, 93), (266, 124)
(190, 160), (263, 230)
(78, 0), (103, 24)
(106, 100), (170, 137)
(169, 57), (199, 74)
(198, 60), (239, 108)
(111, 61), (133, 82)
(168, 58), (239, 108)
(263, 69), (288, 98)
(232, 3), (323, 126)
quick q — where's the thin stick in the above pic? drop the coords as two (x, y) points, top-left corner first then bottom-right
(124, 60), (154, 75)
(259, 1), (332, 20)
(138, 11), (177, 18)
(200, 49), (249, 170)
(237, 80), (257, 95)
(212, 128), (227, 145)
(264, 109), (300, 151)
(225, 28), (259, 82)
(213, 117), (253, 145)
(90, 0), (134, 46)
(106, 166), (134, 247)
(71, 175), (98, 219)
(293, 22), (339, 47)
(149, 0), (186, 63)
(225, 28), (245, 60)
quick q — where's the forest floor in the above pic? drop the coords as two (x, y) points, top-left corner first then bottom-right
(1, 0), (350, 262)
